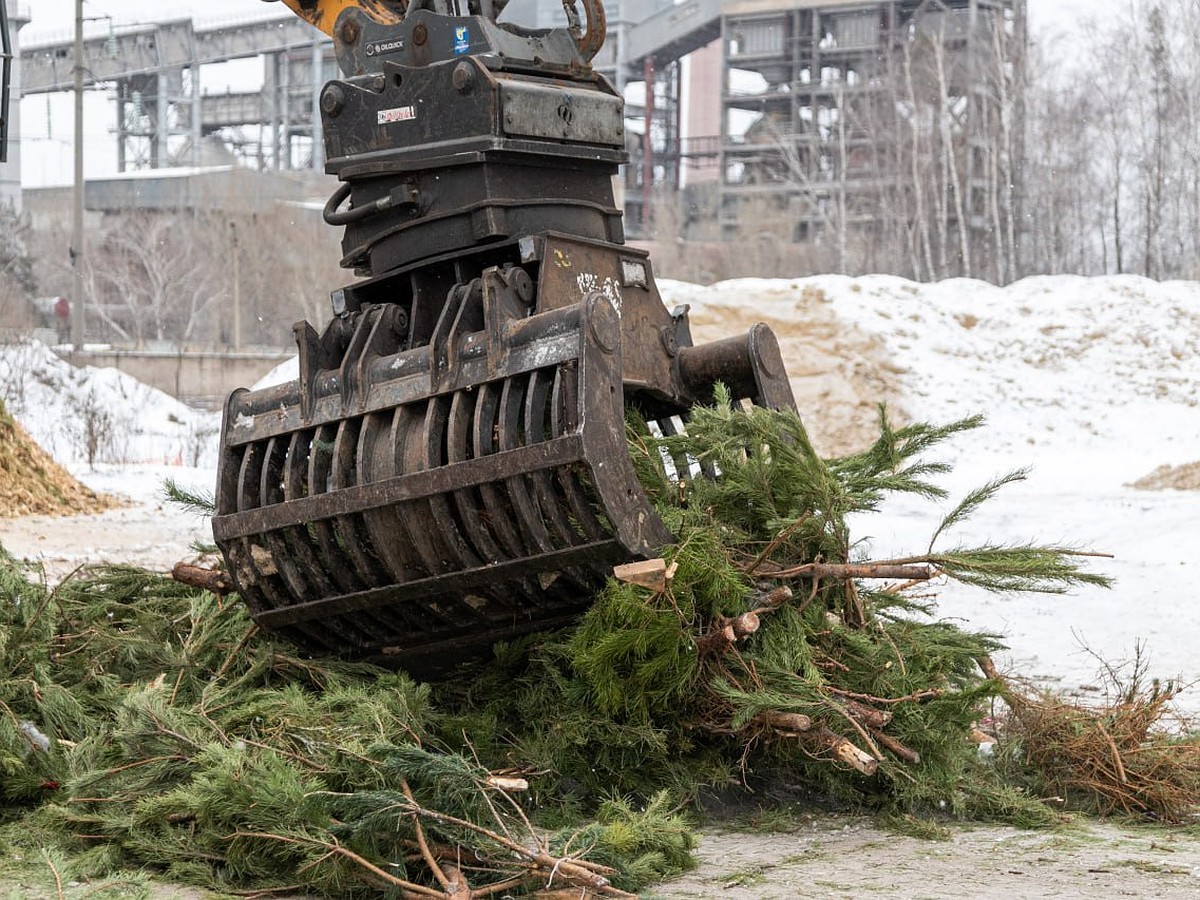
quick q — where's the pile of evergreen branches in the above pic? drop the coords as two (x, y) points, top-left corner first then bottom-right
(0, 563), (689, 897)
(0, 394), (1138, 896)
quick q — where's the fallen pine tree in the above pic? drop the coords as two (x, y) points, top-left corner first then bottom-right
(2, 393), (1195, 896)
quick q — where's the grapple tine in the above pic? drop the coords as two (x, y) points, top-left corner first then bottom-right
(472, 382), (526, 560)
(498, 376), (556, 556)
(550, 367), (606, 542)
(524, 369), (578, 549)
(424, 396), (483, 572)
(359, 411), (415, 582)
(331, 418), (385, 588)
(307, 424), (367, 596)
(446, 390), (505, 565)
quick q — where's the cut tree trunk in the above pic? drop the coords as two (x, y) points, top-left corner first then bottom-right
(172, 562), (234, 596)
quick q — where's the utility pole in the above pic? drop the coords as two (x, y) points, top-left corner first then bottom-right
(230, 221), (242, 351)
(70, 0), (85, 351)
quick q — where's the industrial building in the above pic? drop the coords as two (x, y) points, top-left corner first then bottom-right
(15, 1), (1026, 275)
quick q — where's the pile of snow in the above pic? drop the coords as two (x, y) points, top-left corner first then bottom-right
(253, 355), (298, 390)
(0, 339), (221, 469)
(662, 274), (1200, 486)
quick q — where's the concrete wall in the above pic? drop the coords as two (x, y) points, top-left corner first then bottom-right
(58, 348), (294, 409)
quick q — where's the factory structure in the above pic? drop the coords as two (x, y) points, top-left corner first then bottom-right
(10, 0), (1027, 276)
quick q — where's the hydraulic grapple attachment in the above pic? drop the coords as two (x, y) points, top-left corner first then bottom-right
(213, 2), (796, 672)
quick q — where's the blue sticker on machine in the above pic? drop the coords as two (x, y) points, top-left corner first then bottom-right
(454, 26), (470, 55)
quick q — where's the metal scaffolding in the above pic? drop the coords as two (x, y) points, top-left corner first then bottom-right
(717, 0), (1027, 268)
(19, 1), (1026, 261)
(23, 15), (332, 173)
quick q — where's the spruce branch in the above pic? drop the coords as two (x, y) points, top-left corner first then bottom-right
(927, 468), (1030, 552)
(41, 849), (65, 900)
(160, 478), (217, 517)
(931, 545), (1115, 594)
(377, 799), (633, 898)
(231, 832), (443, 898)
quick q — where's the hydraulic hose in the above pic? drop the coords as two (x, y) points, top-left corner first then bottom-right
(324, 181), (420, 226)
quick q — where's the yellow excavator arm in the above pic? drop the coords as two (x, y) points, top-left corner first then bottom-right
(276, 0), (406, 36)
(271, 2), (605, 62)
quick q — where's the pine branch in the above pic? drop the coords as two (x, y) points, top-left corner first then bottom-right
(160, 478), (216, 516)
(927, 468), (1030, 552)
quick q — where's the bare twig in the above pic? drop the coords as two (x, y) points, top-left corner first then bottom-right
(387, 800), (632, 897)
(41, 850), (65, 900)
(400, 778), (455, 893)
(871, 730), (922, 765)
(762, 562), (934, 581)
(232, 832), (444, 898)
(744, 516), (811, 576)
(17, 564), (84, 644)
(826, 687), (945, 706)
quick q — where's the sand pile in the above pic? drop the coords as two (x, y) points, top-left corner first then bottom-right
(663, 280), (906, 456)
(1129, 461), (1200, 491)
(0, 400), (112, 518)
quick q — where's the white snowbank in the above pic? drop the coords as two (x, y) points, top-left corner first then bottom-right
(662, 274), (1200, 485)
(253, 355), (298, 390)
(0, 339), (221, 468)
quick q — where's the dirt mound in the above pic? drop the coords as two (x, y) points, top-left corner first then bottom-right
(1129, 461), (1200, 492)
(677, 282), (907, 456)
(0, 401), (113, 518)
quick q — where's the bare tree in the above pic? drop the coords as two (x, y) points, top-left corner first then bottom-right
(1017, 0), (1200, 279)
(1143, 4), (1170, 279)
(23, 201), (344, 350)
(0, 205), (37, 332)
(88, 213), (222, 347)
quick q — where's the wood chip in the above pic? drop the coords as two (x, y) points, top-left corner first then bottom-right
(613, 558), (668, 592)
(0, 410), (115, 518)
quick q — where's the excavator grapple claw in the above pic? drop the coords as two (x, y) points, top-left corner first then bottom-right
(214, 2), (796, 673)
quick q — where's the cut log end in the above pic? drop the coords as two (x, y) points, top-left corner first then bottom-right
(833, 739), (880, 776)
(807, 726), (879, 776)
(486, 775), (530, 793)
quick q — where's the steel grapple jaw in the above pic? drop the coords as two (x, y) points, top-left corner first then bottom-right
(213, 2), (797, 673)
(214, 235), (794, 673)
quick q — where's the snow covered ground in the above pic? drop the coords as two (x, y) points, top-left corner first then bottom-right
(2, 273), (1197, 708)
